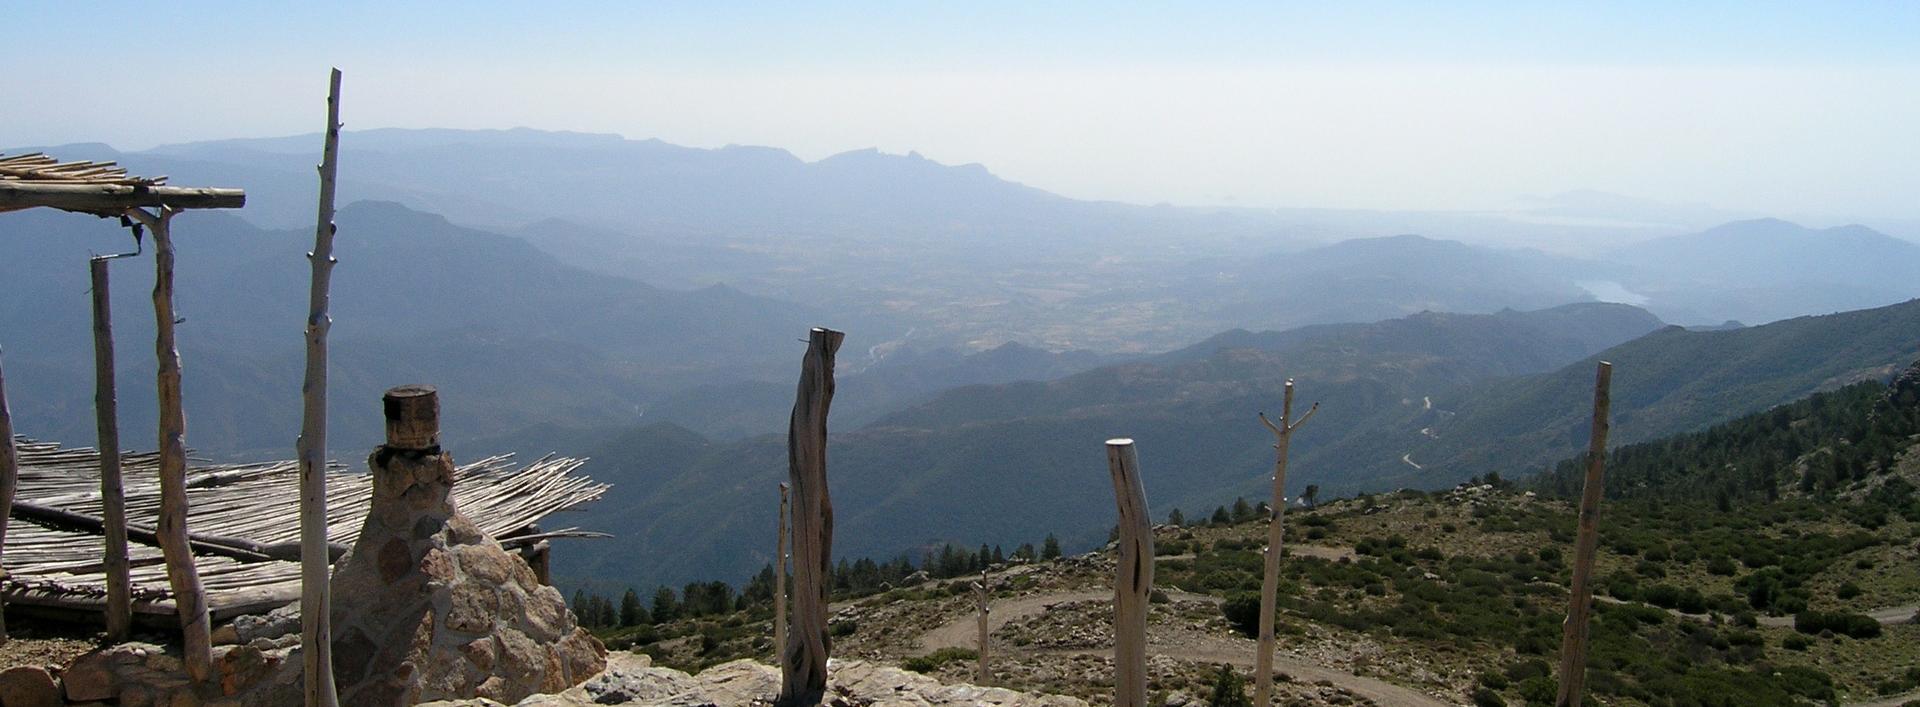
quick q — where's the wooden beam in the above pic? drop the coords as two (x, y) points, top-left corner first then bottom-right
(90, 257), (134, 641)
(135, 206), (213, 682)
(0, 347), (19, 644)
(0, 183), (244, 212)
(779, 327), (843, 707)
(7, 499), (348, 564)
(1106, 438), (1153, 707)
(974, 569), (991, 685)
(1556, 361), (1613, 707)
(774, 481), (789, 662)
(299, 67), (344, 707)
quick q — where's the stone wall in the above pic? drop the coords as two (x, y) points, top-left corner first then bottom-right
(324, 391), (604, 704)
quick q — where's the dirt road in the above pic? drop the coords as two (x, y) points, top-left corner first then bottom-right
(916, 589), (1447, 707)
(1755, 604), (1916, 629)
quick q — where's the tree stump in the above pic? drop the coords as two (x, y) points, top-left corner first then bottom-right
(779, 328), (842, 707)
(1106, 438), (1153, 707)
(1556, 361), (1612, 707)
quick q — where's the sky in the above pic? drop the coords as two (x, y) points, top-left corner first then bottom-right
(4, 2), (1918, 219)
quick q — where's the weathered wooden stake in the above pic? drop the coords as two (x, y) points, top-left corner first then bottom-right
(779, 327), (843, 707)
(774, 481), (789, 660)
(91, 257), (134, 641)
(974, 569), (991, 684)
(299, 67), (344, 707)
(1556, 361), (1612, 707)
(1106, 438), (1154, 707)
(131, 205), (213, 682)
(1255, 379), (1317, 706)
(0, 347), (18, 643)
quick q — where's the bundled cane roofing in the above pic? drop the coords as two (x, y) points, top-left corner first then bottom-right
(1, 438), (607, 622)
(0, 152), (244, 215)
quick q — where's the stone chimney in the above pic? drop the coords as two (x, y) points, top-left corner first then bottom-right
(328, 386), (604, 705)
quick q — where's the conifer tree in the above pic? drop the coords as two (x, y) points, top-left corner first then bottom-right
(620, 588), (648, 627)
(1041, 534), (1062, 560)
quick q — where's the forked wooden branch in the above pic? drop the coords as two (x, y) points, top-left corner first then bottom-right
(1254, 378), (1317, 706)
(132, 205), (213, 682)
(299, 67), (344, 707)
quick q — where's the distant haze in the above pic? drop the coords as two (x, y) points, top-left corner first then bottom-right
(5, 4), (1918, 221)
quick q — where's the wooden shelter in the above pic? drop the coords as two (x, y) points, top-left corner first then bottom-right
(2, 439), (605, 623)
(0, 152), (243, 676)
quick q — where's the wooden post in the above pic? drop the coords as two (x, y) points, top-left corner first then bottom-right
(91, 257), (134, 641)
(774, 481), (789, 660)
(299, 67), (344, 707)
(1255, 379), (1317, 706)
(974, 569), (990, 684)
(1106, 438), (1154, 707)
(0, 347), (18, 643)
(131, 205), (212, 681)
(1556, 361), (1612, 707)
(779, 327), (843, 707)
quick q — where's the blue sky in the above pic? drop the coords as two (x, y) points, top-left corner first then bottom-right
(5, 2), (1917, 217)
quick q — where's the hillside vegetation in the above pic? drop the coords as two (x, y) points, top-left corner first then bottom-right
(565, 362), (1920, 705)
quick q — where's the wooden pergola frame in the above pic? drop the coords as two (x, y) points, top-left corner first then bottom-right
(0, 151), (244, 681)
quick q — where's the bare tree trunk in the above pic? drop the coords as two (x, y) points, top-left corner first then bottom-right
(91, 257), (133, 641)
(1556, 361), (1612, 707)
(1255, 380), (1317, 706)
(0, 348), (18, 643)
(1106, 438), (1153, 707)
(779, 327), (842, 707)
(299, 67), (344, 707)
(974, 569), (991, 684)
(774, 481), (788, 660)
(133, 205), (212, 681)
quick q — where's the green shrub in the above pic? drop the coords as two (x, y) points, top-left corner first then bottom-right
(1470, 686), (1506, 707)
(900, 647), (976, 673)
(1793, 610), (1883, 639)
(1207, 664), (1251, 707)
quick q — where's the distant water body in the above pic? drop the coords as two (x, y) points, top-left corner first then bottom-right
(1575, 280), (1650, 306)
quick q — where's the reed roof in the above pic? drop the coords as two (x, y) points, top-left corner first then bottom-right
(2, 438), (606, 622)
(0, 152), (245, 215)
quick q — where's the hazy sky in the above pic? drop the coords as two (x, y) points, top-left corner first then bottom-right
(5, 2), (1917, 218)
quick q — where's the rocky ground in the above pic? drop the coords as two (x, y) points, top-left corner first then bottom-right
(423, 652), (1088, 706)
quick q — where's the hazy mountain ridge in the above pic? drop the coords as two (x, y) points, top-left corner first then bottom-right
(547, 302), (1667, 590)
(1389, 297), (1920, 489)
(0, 202), (815, 457)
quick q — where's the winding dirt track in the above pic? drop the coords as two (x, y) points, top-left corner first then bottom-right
(916, 589), (1447, 707)
(1755, 604), (1917, 628)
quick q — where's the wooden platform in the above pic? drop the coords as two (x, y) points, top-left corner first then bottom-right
(2, 439), (606, 622)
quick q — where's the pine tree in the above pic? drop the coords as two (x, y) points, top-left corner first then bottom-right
(1167, 508), (1185, 526)
(651, 586), (678, 624)
(620, 588), (648, 627)
(1211, 506), (1231, 525)
(1041, 534), (1062, 560)
(1208, 664), (1251, 707)
(571, 589), (592, 624)
(1231, 496), (1254, 523)
(1302, 484), (1320, 509)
